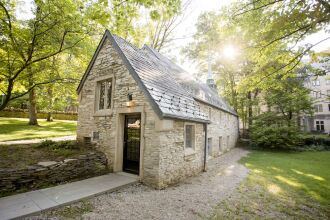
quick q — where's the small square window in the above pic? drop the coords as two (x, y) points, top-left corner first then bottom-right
(314, 104), (323, 112)
(312, 80), (320, 86)
(316, 121), (325, 131)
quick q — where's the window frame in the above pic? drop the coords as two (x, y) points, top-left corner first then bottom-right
(314, 104), (323, 113)
(219, 136), (222, 152)
(207, 137), (212, 156)
(95, 77), (114, 114)
(184, 123), (196, 154)
(316, 120), (325, 131)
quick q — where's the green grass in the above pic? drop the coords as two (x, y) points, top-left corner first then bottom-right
(240, 151), (330, 205)
(0, 117), (76, 142)
(209, 150), (330, 219)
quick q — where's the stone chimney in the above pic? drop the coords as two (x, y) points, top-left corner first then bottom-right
(206, 56), (217, 91)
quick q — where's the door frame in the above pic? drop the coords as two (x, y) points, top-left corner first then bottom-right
(114, 106), (145, 178)
(122, 113), (141, 174)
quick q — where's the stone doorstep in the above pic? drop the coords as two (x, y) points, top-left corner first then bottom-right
(0, 173), (138, 220)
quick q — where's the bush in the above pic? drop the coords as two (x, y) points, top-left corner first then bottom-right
(250, 112), (303, 149)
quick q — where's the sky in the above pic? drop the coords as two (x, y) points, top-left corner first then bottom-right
(16, 0), (329, 74)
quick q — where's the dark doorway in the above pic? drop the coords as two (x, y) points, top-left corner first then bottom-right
(123, 114), (141, 174)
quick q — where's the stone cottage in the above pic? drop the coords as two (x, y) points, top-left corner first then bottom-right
(77, 30), (239, 188)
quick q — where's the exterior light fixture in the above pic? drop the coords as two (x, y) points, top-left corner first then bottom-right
(126, 92), (135, 107)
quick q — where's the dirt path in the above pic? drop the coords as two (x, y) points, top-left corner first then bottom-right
(29, 148), (249, 220)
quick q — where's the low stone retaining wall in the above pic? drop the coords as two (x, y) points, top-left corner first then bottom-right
(0, 151), (108, 195)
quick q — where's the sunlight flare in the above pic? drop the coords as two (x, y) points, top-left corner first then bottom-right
(222, 45), (238, 59)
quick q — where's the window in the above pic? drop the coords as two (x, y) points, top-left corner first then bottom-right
(92, 131), (99, 141)
(96, 79), (112, 111)
(219, 111), (222, 122)
(208, 138), (212, 156)
(314, 104), (323, 112)
(327, 90), (330, 96)
(313, 91), (321, 98)
(219, 136), (222, 152)
(328, 104), (330, 111)
(312, 80), (320, 86)
(316, 121), (324, 131)
(185, 124), (195, 149)
(209, 108), (212, 119)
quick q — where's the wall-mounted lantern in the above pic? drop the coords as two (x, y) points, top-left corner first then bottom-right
(126, 92), (135, 107)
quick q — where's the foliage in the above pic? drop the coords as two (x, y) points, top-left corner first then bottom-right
(209, 151), (330, 219)
(0, 0), (182, 112)
(0, 118), (76, 142)
(182, 0), (325, 137)
(36, 140), (79, 150)
(250, 112), (303, 149)
(264, 78), (313, 123)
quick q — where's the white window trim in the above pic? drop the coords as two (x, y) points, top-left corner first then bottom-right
(94, 76), (115, 116)
(184, 122), (196, 156)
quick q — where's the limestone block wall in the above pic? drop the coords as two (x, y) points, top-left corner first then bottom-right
(77, 37), (239, 189)
(157, 120), (204, 188)
(157, 104), (239, 188)
(77, 38), (160, 186)
(201, 103), (239, 157)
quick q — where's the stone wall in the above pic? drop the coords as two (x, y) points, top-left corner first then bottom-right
(77, 37), (239, 189)
(157, 106), (239, 188)
(0, 152), (107, 195)
(77, 38), (160, 187)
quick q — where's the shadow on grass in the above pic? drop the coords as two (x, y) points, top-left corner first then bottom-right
(239, 150), (330, 205)
(0, 118), (76, 141)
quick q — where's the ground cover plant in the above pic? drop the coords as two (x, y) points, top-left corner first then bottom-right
(209, 150), (330, 219)
(0, 140), (90, 169)
(0, 118), (76, 142)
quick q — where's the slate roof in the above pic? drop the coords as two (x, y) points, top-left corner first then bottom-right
(142, 45), (237, 115)
(77, 30), (237, 123)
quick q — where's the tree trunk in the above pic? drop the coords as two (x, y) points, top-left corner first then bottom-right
(28, 67), (38, 126)
(247, 91), (253, 129)
(46, 85), (53, 122)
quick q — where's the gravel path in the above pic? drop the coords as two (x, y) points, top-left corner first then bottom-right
(0, 135), (76, 145)
(31, 148), (249, 220)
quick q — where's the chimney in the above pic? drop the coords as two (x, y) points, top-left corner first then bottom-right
(206, 56), (217, 91)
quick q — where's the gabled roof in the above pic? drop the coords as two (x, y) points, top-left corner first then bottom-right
(77, 30), (237, 123)
(142, 45), (237, 115)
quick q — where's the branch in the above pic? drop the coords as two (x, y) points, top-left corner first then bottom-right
(254, 36), (330, 86)
(233, 0), (284, 17)
(9, 78), (79, 100)
(0, 1), (26, 61)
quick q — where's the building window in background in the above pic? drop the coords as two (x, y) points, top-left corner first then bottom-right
(314, 104), (323, 112)
(316, 121), (324, 131)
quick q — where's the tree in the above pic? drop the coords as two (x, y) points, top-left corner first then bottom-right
(234, 0), (330, 76)
(250, 77), (313, 149)
(0, 0), (109, 122)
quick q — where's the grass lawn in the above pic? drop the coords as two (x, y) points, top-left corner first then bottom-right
(0, 117), (76, 142)
(209, 150), (330, 219)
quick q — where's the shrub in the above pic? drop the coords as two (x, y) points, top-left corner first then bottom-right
(250, 112), (303, 149)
